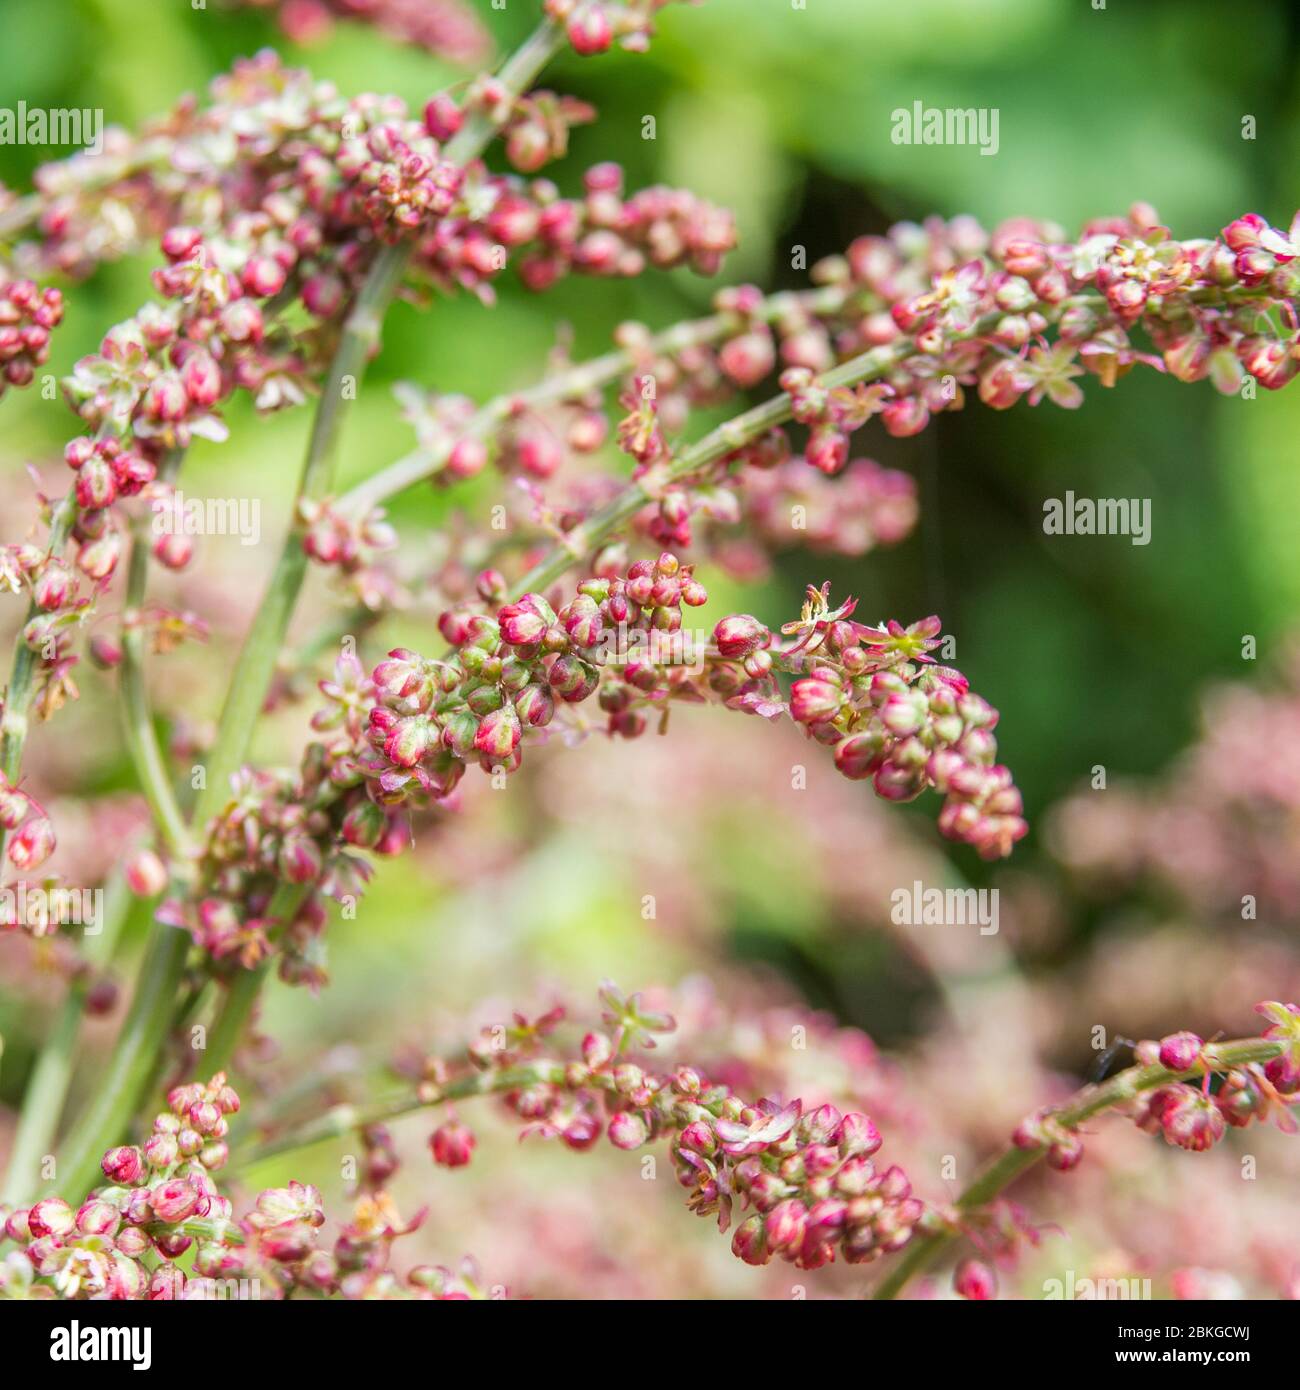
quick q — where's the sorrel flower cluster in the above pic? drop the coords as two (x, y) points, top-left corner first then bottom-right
(0, 1075), (494, 1300)
(359, 556), (1023, 860)
(402, 985), (926, 1272)
(3, 0), (1300, 1306)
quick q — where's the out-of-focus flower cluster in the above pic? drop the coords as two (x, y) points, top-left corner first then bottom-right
(230, 0), (492, 63)
(1049, 644), (1300, 924)
(0, 275), (63, 398)
(0, 1074), (498, 1299)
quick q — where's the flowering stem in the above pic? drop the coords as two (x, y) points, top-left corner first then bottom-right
(176, 19), (570, 1080)
(339, 285), (851, 517)
(120, 455), (192, 859)
(191, 20), (565, 835)
(0, 875), (132, 1204)
(201, 880), (311, 1078)
(870, 1036), (1286, 1300)
(509, 322), (967, 599)
(228, 1060), (567, 1172)
(48, 923), (192, 1201)
(0, 487), (78, 864)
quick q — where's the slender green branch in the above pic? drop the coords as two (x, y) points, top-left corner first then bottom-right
(192, 19), (567, 837)
(119, 454), (193, 860)
(0, 488), (78, 862)
(339, 285), (852, 518)
(0, 876), (133, 1203)
(201, 881), (311, 1079)
(505, 322), (958, 601)
(177, 19), (570, 1080)
(52, 921), (192, 1200)
(228, 1060), (566, 1172)
(870, 1037), (1286, 1300)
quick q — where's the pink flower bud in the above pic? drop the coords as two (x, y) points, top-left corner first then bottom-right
(150, 1179), (201, 1224)
(1158, 1031), (1203, 1072)
(713, 614), (771, 659)
(790, 675), (842, 725)
(152, 532), (193, 570)
(161, 225), (203, 259)
(76, 1199), (120, 1237)
(430, 1122), (476, 1168)
(125, 847), (169, 897)
(28, 1197), (76, 1239)
(8, 816), (55, 871)
(954, 1257), (997, 1300)
(302, 273), (345, 319)
(719, 329), (776, 387)
(608, 1111), (649, 1150)
(102, 1144), (145, 1185)
(731, 1213), (771, 1266)
(439, 434), (486, 481)
(424, 92), (464, 141)
(242, 255), (287, 298)
(75, 456), (117, 509)
(181, 350), (222, 407)
(32, 561), (72, 611)
(474, 705), (521, 760)
(568, 5), (613, 55)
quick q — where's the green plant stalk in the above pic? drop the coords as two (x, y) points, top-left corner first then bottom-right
(179, 19), (569, 1077)
(0, 876), (133, 1203)
(871, 1037), (1285, 1300)
(0, 488), (78, 862)
(120, 457), (193, 860)
(229, 1061), (567, 1172)
(192, 20), (566, 833)
(51, 919), (192, 1200)
(202, 881), (311, 1078)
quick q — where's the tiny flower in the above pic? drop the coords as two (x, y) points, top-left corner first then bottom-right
(430, 1122), (476, 1168)
(954, 1257), (997, 1300)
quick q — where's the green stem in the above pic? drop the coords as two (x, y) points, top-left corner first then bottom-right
(192, 22), (565, 833)
(52, 924), (191, 1200)
(0, 489), (78, 862)
(120, 456), (192, 860)
(339, 285), (852, 518)
(180, 19), (570, 1077)
(202, 881), (310, 1078)
(229, 1061), (566, 1172)
(871, 1037), (1285, 1300)
(508, 324), (953, 600)
(0, 878), (132, 1203)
